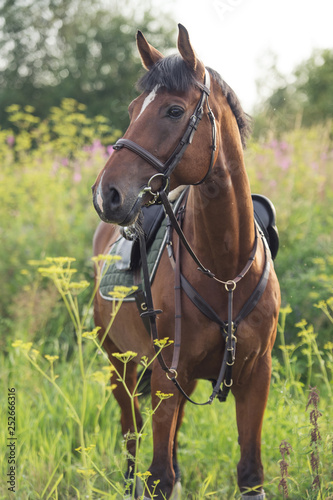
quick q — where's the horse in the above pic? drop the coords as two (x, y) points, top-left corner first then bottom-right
(92, 24), (280, 500)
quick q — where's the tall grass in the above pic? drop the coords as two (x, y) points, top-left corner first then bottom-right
(1, 103), (333, 498)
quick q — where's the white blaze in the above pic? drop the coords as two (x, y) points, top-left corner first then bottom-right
(135, 85), (161, 121)
(96, 172), (105, 213)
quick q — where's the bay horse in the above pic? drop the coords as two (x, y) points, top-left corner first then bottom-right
(92, 24), (280, 500)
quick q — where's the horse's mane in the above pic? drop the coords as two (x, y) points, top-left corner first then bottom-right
(136, 55), (252, 148)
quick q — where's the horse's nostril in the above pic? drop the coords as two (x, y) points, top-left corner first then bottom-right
(109, 187), (121, 209)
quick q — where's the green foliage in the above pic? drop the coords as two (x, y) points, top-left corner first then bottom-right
(0, 101), (120, 346)
(1, 100), (333, 498)
(245, 124), (333, 351)
(1, 342), (332, 498)
(0, 0), (176, 130)
(294, 49), (333, 127)
(254, 48), (333, 137)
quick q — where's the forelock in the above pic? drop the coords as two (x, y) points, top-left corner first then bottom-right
(136, 55), (197, 93)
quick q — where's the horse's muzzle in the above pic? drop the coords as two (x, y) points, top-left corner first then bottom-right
(92, 183), (144, 226)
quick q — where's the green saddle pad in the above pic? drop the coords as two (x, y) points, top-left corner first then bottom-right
(99, 216), (169, 302)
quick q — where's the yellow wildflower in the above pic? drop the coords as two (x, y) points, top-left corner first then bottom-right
(44, 355), (59, 363)
(46, 257), (76, 265)
(75, 444), (95, 453)
(91, 254), (121, 264)
(295, 319), (307, 329)
(102, 365), (115, 373)
(136, 471), (152, 479)
(279, 305), (292, 315)
(314, 300), (327, 310)
(156, 391), (174, 400)
(153, 337), (174, 348)
(12, 340), (23, 348)
(112, 351), (137, 363)
(12, 340), (32, 352)
(91, 371), (109, 386)
(77, 469), (95, 478)
(82, 327), (101, 340)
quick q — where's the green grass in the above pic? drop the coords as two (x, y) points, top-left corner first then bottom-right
(1, 104), (333, 498)
(1, 348), (332, 499)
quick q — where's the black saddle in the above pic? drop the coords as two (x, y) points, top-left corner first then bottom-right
(123, 193), (279, 269)
(252, 194), (279, 260)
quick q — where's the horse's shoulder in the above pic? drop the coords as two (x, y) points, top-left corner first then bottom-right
(93, 221), (120, 256)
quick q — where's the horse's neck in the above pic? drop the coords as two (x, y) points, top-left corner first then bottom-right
(187, 144), (254, 282)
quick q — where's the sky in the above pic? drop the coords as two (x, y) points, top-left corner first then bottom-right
(157, 0), (333, 113)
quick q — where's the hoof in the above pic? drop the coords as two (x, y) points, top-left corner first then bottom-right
(170, 480), (182, 500)
(241, 489), (265, 500)
(138, 481), (181, 500)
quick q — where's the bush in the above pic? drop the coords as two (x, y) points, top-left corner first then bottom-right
(0, 100), (121, 349)
(245, 125), (333, 347)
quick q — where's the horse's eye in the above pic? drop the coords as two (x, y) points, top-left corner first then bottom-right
(167, 106), (184, 119)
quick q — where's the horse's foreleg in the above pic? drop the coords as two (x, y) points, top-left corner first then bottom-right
(144, 368), (192, 500)
(173, 380), (197, 483)
(233, 352), (272, 499)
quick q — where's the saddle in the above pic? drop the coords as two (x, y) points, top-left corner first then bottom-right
(252, 194), (279, 260)
(133, 192), (279, 266)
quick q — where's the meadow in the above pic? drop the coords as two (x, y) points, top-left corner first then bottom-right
(0, 102), (332, 499)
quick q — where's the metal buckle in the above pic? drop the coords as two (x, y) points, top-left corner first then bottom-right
(166, 368), (178, 380)
(225, 280), (236, 291)
(143, 173), (169, 205)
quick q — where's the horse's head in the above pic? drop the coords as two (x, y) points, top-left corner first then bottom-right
(92, 24), (217, 225)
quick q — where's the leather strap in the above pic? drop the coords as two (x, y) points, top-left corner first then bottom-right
(113, 69), (216, 185)
(172, 235), (182, 372)
(160, 188), (258, 285)
(114, 138), (165, 173)
(179, 231), (270, 332)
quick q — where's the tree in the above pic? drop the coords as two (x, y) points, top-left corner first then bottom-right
(294, 49), (333, 127)
(253, 48), (333, 137)
(0, 0), (176, 131)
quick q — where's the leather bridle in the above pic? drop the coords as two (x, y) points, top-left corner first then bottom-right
(113, 68), (217, 197)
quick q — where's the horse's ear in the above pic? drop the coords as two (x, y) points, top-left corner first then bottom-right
(177, 24), (205, 79)
(136, 30), (164, 70)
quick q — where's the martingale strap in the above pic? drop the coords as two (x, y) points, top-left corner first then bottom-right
(138, 190), (271, 406)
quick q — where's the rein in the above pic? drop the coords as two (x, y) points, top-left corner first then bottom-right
(113, 68), (270, 405)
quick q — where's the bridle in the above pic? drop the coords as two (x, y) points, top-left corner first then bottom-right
(111, 67), (269, 406)
(113, 68), (217, 201)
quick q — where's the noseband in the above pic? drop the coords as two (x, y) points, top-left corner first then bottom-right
(113, 69), (217, 196)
